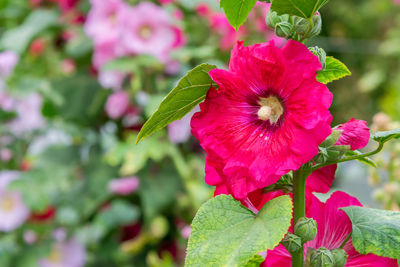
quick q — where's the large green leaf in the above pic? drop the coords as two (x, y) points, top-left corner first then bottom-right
(185, 195), (292, 267)
(317, 56), (351, 84)
(0, 9), (59, 53)
(342, 206), (400, 260)
(372, 128), (400, 144)
(271, 0), (329, 18)
(220, 0), (257, 30)
(137, 64), (217, 143)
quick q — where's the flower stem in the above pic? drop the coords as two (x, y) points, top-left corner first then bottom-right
(292, 166), (311, 267)
(312, 142), (384, 171)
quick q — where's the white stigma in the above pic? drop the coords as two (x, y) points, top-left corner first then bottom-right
(257, 96), (284, 124)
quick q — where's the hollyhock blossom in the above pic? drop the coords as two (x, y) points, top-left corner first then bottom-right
(24, 230), (37, 244)
(120, 2), (185, 61)
(209, 13), (245, 51)
(108, 176), (139, 195)
(191, 40), (332, 199)
(263, 191), (398, 267)
(38, 238), (86, 267)
(0, 51), (19, 78)
(335, 119), (370, 150)
(168, 106), (200, 144)
(0, 171), (30, 232)
(105, 91), (130, 119)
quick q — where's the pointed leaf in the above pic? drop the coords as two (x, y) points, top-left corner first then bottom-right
(341, 206), (400, 260)
(136, 64), (217, 143)
(317, 56), (351, 84)
(220, 0), (257, 30)
(271, 0), (329, 19)
(372, 128), (400, 144)
(185, 195), (292, 267)
(344, 150), (377, 168)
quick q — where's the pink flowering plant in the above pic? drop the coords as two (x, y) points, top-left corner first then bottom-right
(137, 0), (400, 266)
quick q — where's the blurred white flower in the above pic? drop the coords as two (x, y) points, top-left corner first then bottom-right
(38, 239), (86, 267)
(168, 106), (199, 144)
(108, 176), (140, 195)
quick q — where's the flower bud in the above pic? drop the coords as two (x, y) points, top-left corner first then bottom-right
(292, 16), (311, 37)
(310, 247), (335, 267)
(309, 46), (327, 69)
(281, 233), (302, 253)
(266, 11), (281, 28)
(319, 130), (342, 148)
(309, 13), (322, 38)
(331, 248), (348, 267)
(275, 21), (293, 38)
(294, 217), (317, 242)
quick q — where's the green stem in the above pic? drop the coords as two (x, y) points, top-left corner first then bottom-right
(312, 142), (384, 171)
(292, 166), (311, 267)
(340, 232), (352, 249)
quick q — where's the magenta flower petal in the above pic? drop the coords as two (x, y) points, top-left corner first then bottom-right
(191, 40), (332, 200)
(335, 118), (370, 150)
(306, 164), (337, 194)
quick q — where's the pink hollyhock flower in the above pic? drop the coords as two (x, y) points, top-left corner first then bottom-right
(191, 40), (332, 200)
(168, 106), (199, 144)
(0, 171), (30, 232)
(393, 0), (400, 5)
(1, 148), (12, 162)
(120, 2), (185, 61)
(263, 191), (398, 267)
(38, 238), (86, 267)
(0, 51), (19, 79)
(108, 176), (139, 195)
(335, 119), (370, 150)
(98, 71), (125, 90)
(105, 91), (130, 119)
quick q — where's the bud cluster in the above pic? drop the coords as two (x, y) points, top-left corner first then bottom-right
(266, 11), (322, 41)
(309, 247), (348, 267)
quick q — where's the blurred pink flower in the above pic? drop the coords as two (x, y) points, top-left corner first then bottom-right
(0, 171), (29, 232)
(0, 51), (19, 79)
(24, 230), (37, 244)
(209, 13), (245, 51)
(120, 2), (185, 61)
(38, 239), (86, 267)
(394, 0), (400, 5)
(0, 148), (12, 162)
(108, 176), (140, 195)
(85, 0), (128, 45)
(53, 228), (67, 242)
(158, 0), (174, 4)
(180, 225), (191, 239)
(168, 106), (199, 144)
(98, 71), (125, 91)
(105, 91), (130, 119)
(60, 59), (76, 75)
(7, 93), (45, 135)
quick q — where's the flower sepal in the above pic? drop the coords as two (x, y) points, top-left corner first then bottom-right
(310, 247), (335, 267)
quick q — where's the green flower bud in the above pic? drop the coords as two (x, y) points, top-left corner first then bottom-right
(309, 46), (327, 69)
(266, 11), (281, 28)
(292, 16), (311, 37)
(331, 248), (348, 267)
(309, 13), (322, 38)
(310, 247), (335, 267)
(275, 21), (293, 38)
(319, 129), (342, 148)
(281, 233), (302, 253)
(294, 217), (317, 242)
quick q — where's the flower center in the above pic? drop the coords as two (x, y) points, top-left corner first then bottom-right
(257, 96), (284, 124)
(138, 25), (153, 40)
(0, 195), (15, 212)
(49, 248), (62, 263)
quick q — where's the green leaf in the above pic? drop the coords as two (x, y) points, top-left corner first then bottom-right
(372, 128), (400, 144)
(220, 0), (257, 30)
(344, 150), (377, 168)
(271, 0), (329, 18)
(316, 56), (351, 84)
(0, 9), (58, 53)
(137, 64), (217, 143)
(103, 55), (161, 72)
(95, 200), (140, 228)
(244, 255), (265, 267)
(341, 206), (400, 260)
(185, 195), (292, 267)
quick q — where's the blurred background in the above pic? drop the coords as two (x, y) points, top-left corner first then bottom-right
(0, 0), (399, 266)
